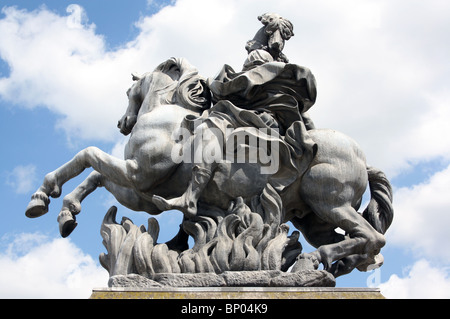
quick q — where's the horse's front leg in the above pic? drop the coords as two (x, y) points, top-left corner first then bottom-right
(57, 171), (103, 237)
(26, 146), (134, 218)
(57, 170), (159, 237)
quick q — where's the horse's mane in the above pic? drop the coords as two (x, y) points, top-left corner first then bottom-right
(173, 58), (211, 112)
(130, 58), (211, 112)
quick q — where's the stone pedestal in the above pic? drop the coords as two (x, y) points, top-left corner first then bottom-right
(90, 287), (385, 299)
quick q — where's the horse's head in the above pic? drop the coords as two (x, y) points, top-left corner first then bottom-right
(117, 80), (141, 135)
(118, 57), (211, 135)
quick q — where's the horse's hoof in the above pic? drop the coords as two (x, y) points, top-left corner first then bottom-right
(58, 210), (77, 238)
(292, 252), (320, 272)
(25, 192), (50, 218)
(357, 253), (384, 272)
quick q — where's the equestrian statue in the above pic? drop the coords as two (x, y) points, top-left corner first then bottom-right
(25, 13), (393, 287)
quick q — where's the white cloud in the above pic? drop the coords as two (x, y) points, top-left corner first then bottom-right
(0, 5), (128, 142)
(5, 164), (37, 194)
(0, 233), (108, 298)
(65, 4), (89, 29)
(387, 164), (450, 262)
(380, 259), (450, 299)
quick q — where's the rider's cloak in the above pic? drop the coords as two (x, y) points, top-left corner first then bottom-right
(186, 60), (318, 193)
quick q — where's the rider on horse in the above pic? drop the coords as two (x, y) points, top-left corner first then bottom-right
(152, 13), (318, 218)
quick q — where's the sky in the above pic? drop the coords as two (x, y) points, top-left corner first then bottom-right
(0, 0), (449, 299)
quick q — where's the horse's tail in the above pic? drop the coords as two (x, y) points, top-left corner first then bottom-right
(362, 166), (394, 234)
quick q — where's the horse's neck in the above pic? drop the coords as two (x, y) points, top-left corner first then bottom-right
(137, 89), (162, 116)
(138, 79), (178, 116)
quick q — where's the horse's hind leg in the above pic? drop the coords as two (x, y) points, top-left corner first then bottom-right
(291, 214), (345, 249)
(294, 211), (383, 277)
(291, 214), (350, 275)
(300, 201), (385, 273)
(328, 253), (385, 278)
(299, 161), (385, 273)
(291, 213), (381, 277)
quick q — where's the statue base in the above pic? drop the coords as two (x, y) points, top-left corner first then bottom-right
(90, 287), (385, 299)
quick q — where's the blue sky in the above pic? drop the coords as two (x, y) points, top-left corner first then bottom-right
(1, 0), (450, 298)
